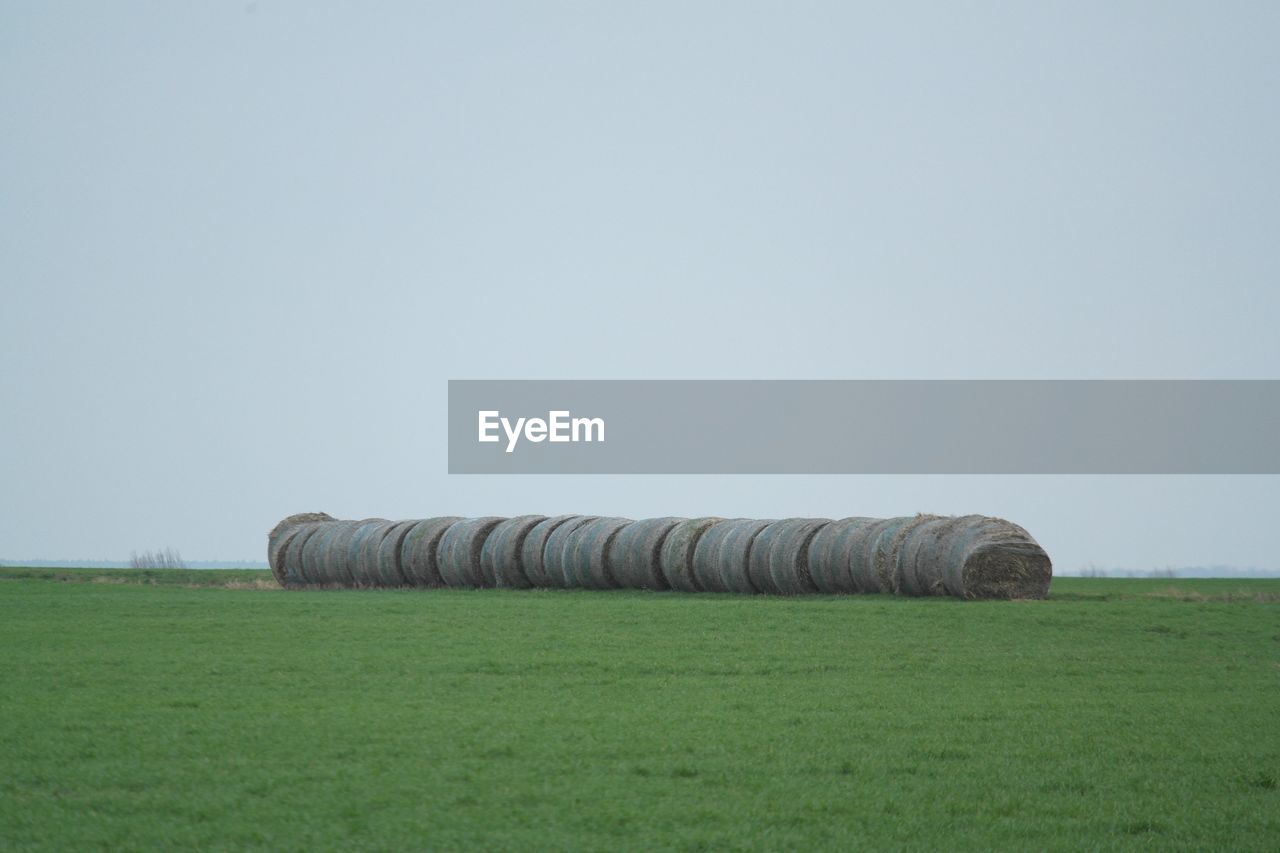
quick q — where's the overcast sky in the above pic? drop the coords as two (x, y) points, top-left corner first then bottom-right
(3, 2), (1278, 572)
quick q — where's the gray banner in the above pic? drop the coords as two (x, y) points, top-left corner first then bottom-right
(448, 380), (1280, 474)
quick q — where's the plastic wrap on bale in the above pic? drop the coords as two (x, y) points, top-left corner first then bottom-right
(268, 512), (1052, 599)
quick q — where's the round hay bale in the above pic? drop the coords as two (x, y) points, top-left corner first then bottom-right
(301, 521), (345, 585)
(689, 519), (739, 592)
(399, 517), (463, 587)
(848, 516), (911, 594)
(346, 519), (394, 586)
(437, 517), (507, 588)
(278, 523), (329, 587)
(944, 516), (1052, 599)
(320, 520), (376, 586)
(693, 518), (773, 594)
(897, 515), (967, 596)
(752, 518), (832, 595)
(372, 520), (419, 587)
(518, 515), (582, 588)
(282, 523), (326, 587)
(609, 517), (683, 590)
(938, 515), (990, 595)
(269, 526), (305, 587)
(660, 517), (722, 592)
(564, 517), (633, 589)
(540, 516), (600, 588)
(876, 514), (945, 594)
(719, 518), (775, 594)
(268, 512), (334, 586)
(268, 510), (1053, 599)
(267, 512), (335, 545)
(299, 521), (345, 585)
(806, 517), (876, 594)
(743, 520), (782, 594)
(480, 515), (548, 588)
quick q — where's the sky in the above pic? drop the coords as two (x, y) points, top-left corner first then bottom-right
(2, 2), (1278, 573)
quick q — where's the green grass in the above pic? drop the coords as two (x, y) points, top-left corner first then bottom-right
(1, 572), (1276, 850)
(0, 566), (275, 588)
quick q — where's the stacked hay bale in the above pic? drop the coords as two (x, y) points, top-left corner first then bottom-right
(267, 512), (1052, 599)
(267, 512), (334, 587)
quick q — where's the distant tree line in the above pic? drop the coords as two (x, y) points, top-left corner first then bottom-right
(0, 558), (270, 569)
(1074, 564), (1277, 578)
(129, 548), (188, 570)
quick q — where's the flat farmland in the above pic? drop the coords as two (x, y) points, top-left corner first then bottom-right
(1, 570), (1276, 850)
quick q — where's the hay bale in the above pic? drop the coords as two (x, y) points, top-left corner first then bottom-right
(399, 517), (463, 587)
(299, 521), (342, 585)
(347, 519), (395, 586)
(268, 512), (335, 542)
(267, 512), (334, 586)
(480, 515), (547, 588)
(609, 517), (682, 590)
(831, 513), (1055, 599)
(660, 517), (722, 592)
(564, 517), (633, 589)
(279, 525), (326, 587)
(689, 519), (736, 592)
(959, 544), (1052, 600)
(373, 520), (419, 587)
(750, 518), (832, 595)
(802, 513), (939, 595)
(874, 514), (944, 594)
(693, 518), (774, 593)
(269, 526), (306, 587)
(321, 520), (378, 586)
(270, 511), (1052, 598)
(936, 515), (1052, 599)
(301, 520), (347, 585)
(897, 515), (965, 596)
(806, 514), (1052, 598)
(540, 516), (600, 588)
(721, 518), (776, 594)
(937, 515), (990, 594)
(806, 517), (876, 594)
(437, 517), (507, 588)
(518, 515), (583, 588)
(282, 523), (326, 587)
(844, 516), (908, 594)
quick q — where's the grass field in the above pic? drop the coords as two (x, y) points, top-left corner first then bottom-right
(2, 569), (1276, 850)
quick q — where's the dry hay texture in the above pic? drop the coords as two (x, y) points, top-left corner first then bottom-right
(609, 517), (682, 590)
(268, 512), (1052, 599)
(437, 517), (506, 588)
(480, 515), (547, 588)
(693, 518), (775, 594)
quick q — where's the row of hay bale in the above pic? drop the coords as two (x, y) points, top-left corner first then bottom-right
(268, 512), (1052, 598)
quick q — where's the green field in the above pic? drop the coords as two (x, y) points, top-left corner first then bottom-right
(2, 569), (1276, 850)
